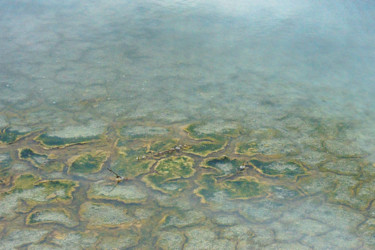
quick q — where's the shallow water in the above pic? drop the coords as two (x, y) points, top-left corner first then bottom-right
(1, 0), (375, 249)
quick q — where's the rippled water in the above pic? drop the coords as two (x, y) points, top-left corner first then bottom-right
(1, 0), (375, 249)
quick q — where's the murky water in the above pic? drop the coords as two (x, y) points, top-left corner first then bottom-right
(1, 0), (375, 249)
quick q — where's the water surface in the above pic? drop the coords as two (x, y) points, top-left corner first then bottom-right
(1, 0), (375, 249)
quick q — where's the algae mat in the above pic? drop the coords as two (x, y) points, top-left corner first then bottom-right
(0, 120), (374, 249)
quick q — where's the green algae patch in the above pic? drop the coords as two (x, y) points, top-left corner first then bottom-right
(13, 174), (40, 190)
(79, 202), (134, 228)
(42, 161), (64, 172)
(194, 174), (267, 203)
(203, 156), (243, 176)
(0, 176), (78, 219)
(143, 156), (195, 193)
(26, 208), (78, 227)
(35, 133), (100, 148)
(235, 141), (258, 156)
(114, 147), (155, 178)
(251, 159), (305, 177)
(223, 177), (266, 199)
(18, 148), (64, 172)
(87, 181), (148, 204)
(186, 141), (225, 157)
(194, 174), (218, 202)
(35, 179), (78, 201)
(184, 121), (240, 156)
(149, 138), (179, 153)
(0, 127), (28, 144)
(68, 151), (108, 174)
(19, 148), (49, 165)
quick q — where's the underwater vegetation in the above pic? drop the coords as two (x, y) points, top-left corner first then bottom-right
(0, 120), (374, 249)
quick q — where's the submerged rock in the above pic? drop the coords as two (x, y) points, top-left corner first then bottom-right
(239, 200), (285, 223)
(185, 121), (240, 140)
(161, 210), (206, 228)
(184, 228), (235, 250)
(96, 229), (140, 249)
(324, 139), (364, 158)
(251, 159), (305, 177)
(320, 159), (361, 175)
(156, 231), (185, 249)
(36, 121), (106, 147)
(0, 229), (49, 250)
(222, 224), (254, 241)
(26, 208), (78, 227)
(48, 232), (97, 249)
(79, 202), (134, 228)
(195, 174), (268, 203)
(121, 125), (168, 138)
(0, 153), (11, 178)
(87, 181), (147, 203)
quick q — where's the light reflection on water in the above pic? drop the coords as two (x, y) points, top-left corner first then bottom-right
(1, 0), (375, 248)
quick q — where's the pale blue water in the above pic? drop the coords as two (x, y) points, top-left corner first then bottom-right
(1, 0), (375, 248)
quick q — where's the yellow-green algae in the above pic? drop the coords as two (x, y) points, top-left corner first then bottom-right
(68, 151), (108, 174)
(0, 174), (78, 219)
(149, 138), (179, 153)
(35, 133), (100, 148)
(143, 156), (195, 193)
(184, 122), (240, 156)
(18, 148), (64, 172)
(1, 121), (374, 248)
(235, 141), (258, 156)
(185, 141), (226, 157)
(114, 147), (155, 178)
(41, 160), (65, 172)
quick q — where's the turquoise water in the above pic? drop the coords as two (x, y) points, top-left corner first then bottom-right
(1, 0), (375, 249)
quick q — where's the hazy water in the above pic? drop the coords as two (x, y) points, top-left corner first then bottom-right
(1, 0), (375, 248)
